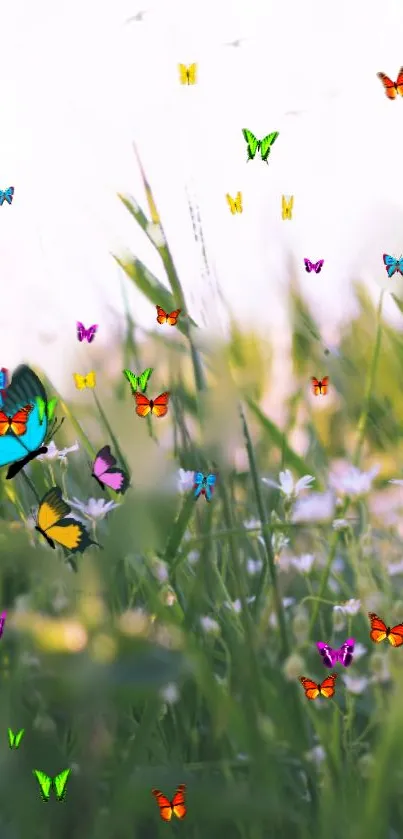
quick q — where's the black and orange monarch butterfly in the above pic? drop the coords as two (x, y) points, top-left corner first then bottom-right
(156, 305), (181, 326)
(368, 612), (403, 646)
(311, 376), (329, 396)
(299, 673), (338, 700)
(377, 68), (403, 99)
(133, 391), (170, 418)
(152, 784), (187, 821)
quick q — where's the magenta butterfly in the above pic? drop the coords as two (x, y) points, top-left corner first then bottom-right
(0, 611), (6, 638)
(77, 322), (98, 343)
(92, 446), (129, 494)
(304, 258), (324, 274)
(316, 638), (355, 668)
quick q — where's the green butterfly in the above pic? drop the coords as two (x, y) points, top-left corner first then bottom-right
(242, 129), (279, 163)
(33, 768), (71, 802)
(8, 727), (24, 749)
(36, 396), (58, 426)
(123, 368), (153, 393)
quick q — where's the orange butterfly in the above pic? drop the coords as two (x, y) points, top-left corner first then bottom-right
(152, 784), (187, 821)
(299, 673), (338, 700)
(156, 305), (182, 326)
(312, 376), (329, 396)
(368, 612), (403, 646)
(0, 405), (33, 437)
(134, 391), (170, 418)
(377, 68), (403, 99)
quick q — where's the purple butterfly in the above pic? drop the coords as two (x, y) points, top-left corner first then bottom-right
(0, 611), (6, 639)
(316, 638), (355, 668)
(304, 258), (324, 274)
(77, 322), (98, 343)
(92, 446), (129, 494)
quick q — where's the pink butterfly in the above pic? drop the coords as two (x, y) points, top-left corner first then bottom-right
(304, 258), (324, 274)
(77, 322), (98, 343)
(0, 611), (6, 639)
(92, 446), (129, 494)
(316, 638), (355, 668)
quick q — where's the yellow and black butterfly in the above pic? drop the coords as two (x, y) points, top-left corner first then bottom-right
(178, 63), (197, 85)
(35, 487), (95, 554)
(282, 195), (294, 220)
(226, 192), (243, 214)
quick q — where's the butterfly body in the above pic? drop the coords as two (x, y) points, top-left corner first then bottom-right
(152, 784), (187, 821)
(35, 487), (95, 554)
(226, 192), (243, 214)
(299, 673), (338, 700)
(123, 368), (153, 393)
(178, 63), (197, 84)
(368, 612), (403, 646)
(73, 371), (96, 389)
(382, 254), (403, 277)
(134, 391), (170, 418)
(316, 638), (355, 668)
(0, 187), (14, 206)
(156, 305), (181, 326)
(311, 376), (329, 396)
(242, 129), (279, 163)
(377, 68), (403, 99)
(77, 322), (98, 343)
(304, 258), (324, 273)
(193, 471), (217, 502)
(282, 195), (294, 219)
(92, 446), (129, 494)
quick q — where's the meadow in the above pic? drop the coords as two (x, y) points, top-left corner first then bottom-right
(1, 159), (403, 839)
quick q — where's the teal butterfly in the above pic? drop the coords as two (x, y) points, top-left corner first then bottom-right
(123, 367), (153, 393)
(33, 768), (71, 802)
(242, 129), (279, 163)
(0, 365), (63, 480)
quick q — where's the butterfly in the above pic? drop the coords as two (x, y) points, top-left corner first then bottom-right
(282, 195), (294, 220)
(76, 322), (98, 343)
(134, 392), (170, 418)
(368, 612), (403, 646)
(156, 305), (181, 326)
(0, 405), (33, 436)
(316, 638), (355, 668)
(8, 728), (24, 749)
(0, 187), (14, 206)
(242, 129), (279, 163)
(35, 487), (95, 554)
(0, 368), (9, 408)
(304, 258), (324, 273)
(73, 371), (96, 389)
(152, 784), (187, 821)
(0, 611), (6, 639)
(377, 68), (403, 99)
(299, 673), (338, 700)
(194, 472), (217, 502)
(226, 192), (243, 214)
(178, 63), (197, 85)
(92, 446), (129, 494)
(0, 365), (62, 480)
(311, 376), (329, 396)
(33, 769), (71, 802)
(382, 254), (403, 277)
(123, 368), (153, 393)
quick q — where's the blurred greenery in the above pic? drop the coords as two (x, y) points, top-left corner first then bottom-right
(3, 164), (403, 839)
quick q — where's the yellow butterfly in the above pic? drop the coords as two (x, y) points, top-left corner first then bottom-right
(282, 195), (294, 220)
(178, 63), (197, 85)
(226, 192), (243, 214)
(35, 487), (95, 553)
(73, 371), (96, 390)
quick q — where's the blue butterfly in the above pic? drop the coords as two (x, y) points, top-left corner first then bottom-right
(383, 253), (403, 277)
(193, 471), (217, 502)
(0, 187), (14, 206)
(0, 365), (59, 479)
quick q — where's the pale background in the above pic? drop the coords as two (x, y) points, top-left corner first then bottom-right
(2, 0), (403, 392)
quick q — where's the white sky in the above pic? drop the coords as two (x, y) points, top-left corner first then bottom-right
(2, 0), (403, 390)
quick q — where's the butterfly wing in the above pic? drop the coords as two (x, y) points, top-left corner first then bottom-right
(92, 446), (129, 494)
(14, 728), (24, 748)
(242, 129), (260, 161)
(187, 63), (197, 84)
(4, 187), (14, 205)
(337, 638), (355, 666)
(319, 673), (338, 698)
(233, 192), (243, 213)
(36, 487), (94, 554)
(316, 641), (337, 668)
(166, 309), (181, 326)
(156, 305), (168, 324)
(311, 377), (321, 396)
(33, 770), (52, 802)
(86, 325), (98, 343)
(0, 366), (48, 473)
(259, 131), (279, 162)
(396, 67), (403, 96)
(383, 254), (399, 277)
(86, 371), (96, 388)
(134, 392), (151, 417)
(299, 676), (320, 700)
(138, 368), (153, 392)
(320, 375), (329, 395)
(282, 195), (293, 219)
(178, 64), (188, 85)
(388, 622), (403, 647)
(193, 471), (204, 499)
(74, 373), (85, 389)
(150, 392), (170, 417)
(123, 369), (139, 391)
(226, 194), (237, 214)
(304, 259), (313, 272)
(368, 612), (388, 643)
(377, 71), (398, 99)
(204, 473), (217, 502)
(76, 322), (85, 342)
(152, 789), (173, 821)
(0, 611), (6, 638)
(53, 769), (71, 801)
(172, 784), (187, 819)
(314, 260), (324, 273)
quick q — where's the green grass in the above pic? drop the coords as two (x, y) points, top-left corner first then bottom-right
(1, 163), (403, 839)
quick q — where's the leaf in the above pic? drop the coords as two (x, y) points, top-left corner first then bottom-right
(246, 398), (319, 481)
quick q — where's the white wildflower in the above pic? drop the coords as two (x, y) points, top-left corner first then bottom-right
(262, 469), (315, 498)
(343, 674), (369, 695)
(68, 497), (119, 520)
(333, 598), (361, 616)
(246, 558), (263, 575)
(332, 518), (349, 531)
(389, 479), (403, 486)
(37, 440), (79, 462)
(387, 559), (403, 576)
(160, 683), (179, 704)
(147, 222), (166, 248)
(243, 518), (261, 531)
(291, 554), (315, 574)
(224, 597), (255, 613)
(305, 745), (326, 765)
(330, 465), (379, 498)
(187, 550), (200, 565)
(353, 642), (367, 661)
(292, 492), (335, 523)
(177, 469), (195, 493)
(200, 616), (220, 634)
(151, 559), (169, 582)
